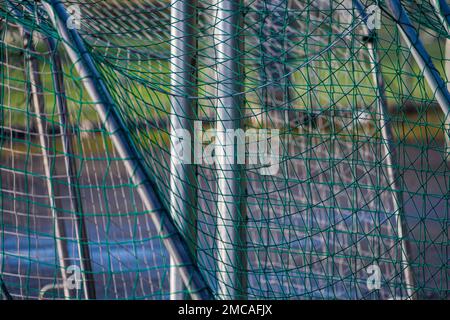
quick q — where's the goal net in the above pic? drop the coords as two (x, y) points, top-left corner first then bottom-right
(0, 0), (448, 300)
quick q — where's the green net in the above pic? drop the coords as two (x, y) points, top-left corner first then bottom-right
(0, 0), (448, 300)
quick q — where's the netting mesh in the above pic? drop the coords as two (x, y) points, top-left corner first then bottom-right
(0, 0), (449, 300)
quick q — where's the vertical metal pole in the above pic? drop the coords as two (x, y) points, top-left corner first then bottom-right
(354, 0), (417, 299)
(43, 0), (212, 300)
(169, 0), (198, 300)
(46, 37), (96, 300)
(24, 31), (71, 300)
(214, 0), (247, 299)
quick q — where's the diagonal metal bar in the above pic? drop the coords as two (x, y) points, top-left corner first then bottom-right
(386, 0), (450, 128)
(430, 0), (450, 33)
(42, 0), (213, 300)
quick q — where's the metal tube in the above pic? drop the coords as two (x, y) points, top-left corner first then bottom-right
(395, 0), (450, 156)
(43, 0), (212, 300)
(169, 0), (198, 300)
(354, 0), (417, 299)
(386, 0), (450, 127)
(430, 0), (450, 33)
(214, 0), (247, 299)
(24, 30), (72, 300)
(46, 36), (96, 300)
